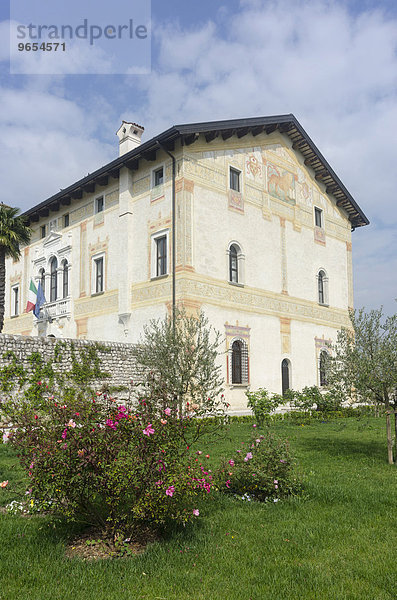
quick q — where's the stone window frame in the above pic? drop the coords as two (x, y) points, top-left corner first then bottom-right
(150, 228), (169, 279)
(152, 164), (165, 188)
(228, 336), (249, 386)
(49, 256), (58, 302)
(229, 165), (241, 192)
(94, 195), (105, 214)
(91, 252), (106, 295)
(10, 283), (20, 317)
(227, 241), (245, 286)
(314, 206), (323, 228)
(317, 268), (329, 306)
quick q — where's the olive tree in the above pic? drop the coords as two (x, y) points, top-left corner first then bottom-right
(131, 309), (226, 445)
(327, 307), (397, 464)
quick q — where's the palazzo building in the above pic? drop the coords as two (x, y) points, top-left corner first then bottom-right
(3, 115), (369, 410)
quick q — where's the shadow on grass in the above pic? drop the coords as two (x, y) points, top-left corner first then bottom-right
(302, 436), (386, 461)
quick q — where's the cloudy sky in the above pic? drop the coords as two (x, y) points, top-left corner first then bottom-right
(0, 0), (396, 314)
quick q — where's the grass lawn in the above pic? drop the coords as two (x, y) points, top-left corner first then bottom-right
(1, 417), (397, 599)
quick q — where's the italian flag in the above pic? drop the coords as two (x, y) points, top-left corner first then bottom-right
(26, 279), (37, 313)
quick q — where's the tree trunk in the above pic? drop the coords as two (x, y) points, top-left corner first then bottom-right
(394, 408), (397, 465)
(385, 399), (394, 465)
(0, 247), (6, 333)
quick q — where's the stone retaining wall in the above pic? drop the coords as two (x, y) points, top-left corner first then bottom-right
(0, 334), (141, 394)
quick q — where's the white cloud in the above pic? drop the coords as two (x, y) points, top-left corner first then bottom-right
(0, 86), (115, 211)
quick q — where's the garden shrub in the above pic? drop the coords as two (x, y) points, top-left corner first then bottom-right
(1, 312), (229, 539)
(216, 427), (300, 502)
(291, 385), (343, 412)
(4, 392), (212, 537)
(245, 388), (287, 425)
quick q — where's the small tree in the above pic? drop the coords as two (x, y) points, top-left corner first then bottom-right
(327, 307), (397, 464)
(131, 309), (226, 445)
(0, 205), (31, 332)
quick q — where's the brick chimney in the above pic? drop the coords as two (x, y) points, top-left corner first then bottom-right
(116, 121), (145, 156)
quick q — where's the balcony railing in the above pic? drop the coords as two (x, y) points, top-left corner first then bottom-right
(38, 298), (71, 321)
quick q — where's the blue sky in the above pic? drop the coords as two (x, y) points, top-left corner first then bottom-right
(0, 0), (396, 314)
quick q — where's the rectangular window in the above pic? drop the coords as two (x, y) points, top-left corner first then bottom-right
(230, 167), (241, 192)
(12, 286), (19, 316)
(40, 225), (46, 239)
(153, 167), (164, 187)
(156, 236), (167, 277)
(95, 196), (104, 214)
(63, 213), (69, 228)
(94, 257), (104, 293)
(314, 207), (323, 228)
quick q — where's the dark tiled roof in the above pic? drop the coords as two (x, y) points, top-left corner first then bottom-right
(24, 114), (369, 228)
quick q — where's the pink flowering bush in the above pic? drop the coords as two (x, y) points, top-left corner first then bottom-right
(5, 393), (212, 537)
(216, 429), (300, 502)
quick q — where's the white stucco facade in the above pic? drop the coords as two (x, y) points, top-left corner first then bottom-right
(3, 116), (367, 410)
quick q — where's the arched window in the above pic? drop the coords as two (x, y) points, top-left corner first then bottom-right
(281, 359), (291, 396)
(228, 242), (244, 284)
(39, 268), (45, 297)
(317, 269), (328, 305)
(230, 338), (249, 385)
(319, 350), (328, 387)
(62, 260), (69, 299)
(232, 340), (242, 383)
(50, 257), (58, 302)
(229, 245), (238, 283)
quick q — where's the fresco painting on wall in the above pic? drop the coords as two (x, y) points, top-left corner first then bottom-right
(267, 163), (296, 204)
(245, 152), (263, 181)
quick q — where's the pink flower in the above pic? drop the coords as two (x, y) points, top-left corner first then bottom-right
(274, 479), (278, 484)
(165, 485), (175, 497)
(205, 454), (210, 459)
(2, 432), (10, 444)
(253, 424), (257, 428)
(61, 428), (68, 440)
(255, 439), (261, 444)
(193, 509), (199, 516)
(228, 459), (235, 466)
(67, 419), (76, 428)
(155, 480), (163, 486)
(0, 480), (9, 488)
(244, 452), (253, 462)
(164, 407), (171, 416)
(143, 423), (155, 436)
(106, 419), (117, 430)
(225, 480), (231, 489)
(196, 451), (202, 455)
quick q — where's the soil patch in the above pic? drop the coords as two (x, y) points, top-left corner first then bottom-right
(65, 527), (159, 560)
